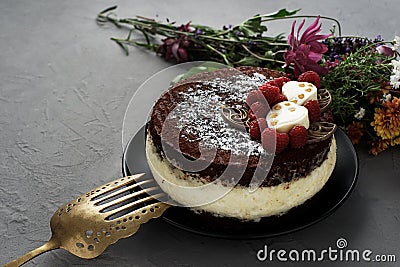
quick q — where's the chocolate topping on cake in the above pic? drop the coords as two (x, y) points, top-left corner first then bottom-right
(147, 67), (332, 187)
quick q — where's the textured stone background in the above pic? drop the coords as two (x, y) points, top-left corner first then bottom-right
(0, 0), (399, 266)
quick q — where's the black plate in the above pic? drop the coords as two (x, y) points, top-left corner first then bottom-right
(122, 127), (358, 239)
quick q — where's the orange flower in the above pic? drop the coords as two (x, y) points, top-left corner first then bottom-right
(371, 97), (400, 140)
(346, 121), (364, 145)
(369, 139), (390, 156)
(380, 81), (392, 94)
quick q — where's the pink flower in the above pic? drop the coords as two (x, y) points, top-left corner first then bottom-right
(158, 37), (190, 62)
(376, 45), (395, 57)
(157, 22), (194, 62)
(284, 16), (332, 77)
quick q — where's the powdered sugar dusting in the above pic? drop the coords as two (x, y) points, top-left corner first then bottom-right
(168, 72), (271, 156)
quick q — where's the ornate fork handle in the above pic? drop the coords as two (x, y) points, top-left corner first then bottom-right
(2, 174), (171, 267)
(2, 238), (59, 267)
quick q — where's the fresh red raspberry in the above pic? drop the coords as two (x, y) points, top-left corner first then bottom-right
(246, 90), (265, 107)
(259, 83), (280, 105)
(250, 102), (269, 119)
(249, 118), (268, 140)
(261, 128), (289, 154)
(289, 125), (309, 149)
(270, 93), (288, 106)
(249, 110), (256, 121)
(268, 77), (291, 89)
(304, 100), (321, 123)
(298, 71), (321, 88)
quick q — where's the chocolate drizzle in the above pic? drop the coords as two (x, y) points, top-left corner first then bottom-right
(317, 88), (332, 112)
(307, 122), (337, 144)
(221, 105), (250, 130)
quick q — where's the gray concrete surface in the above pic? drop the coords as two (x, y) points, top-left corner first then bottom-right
(0, 0), (399, 266)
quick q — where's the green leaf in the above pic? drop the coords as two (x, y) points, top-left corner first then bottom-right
(238, 15), (267, 37)
(236, 56), (262, 66)
(170, 62), (227, 84)
(244, 16), (264, 29)
(264, 50), (274, 59)
(227, 31), (240, 41)
(264, 8), (301, 18)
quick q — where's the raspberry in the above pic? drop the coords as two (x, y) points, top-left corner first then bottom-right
(249, 110), (256, 121)
(268, 77), (291, 89)
(261, 128), (289, 154)
(304, 100), (321, 123)
(259, 83), (280, 105)
(246, 90), (265, 107)
(298, 71), (321, 88)
(270, 93), (288, 106)
(289, 126), (309, 148)
(249, 118), (268, 140)
(250, 102), (269, 119)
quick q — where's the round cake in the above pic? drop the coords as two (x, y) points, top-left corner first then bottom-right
(146, 66), (336, 221)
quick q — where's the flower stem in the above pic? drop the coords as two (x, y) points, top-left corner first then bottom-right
(241, 44), (286, 64)
(205, 44), (232, 66)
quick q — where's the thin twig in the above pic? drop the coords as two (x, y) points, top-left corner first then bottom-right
(241, 44), (286, 64)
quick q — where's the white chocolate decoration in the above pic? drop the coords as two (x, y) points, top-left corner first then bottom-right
(282, 81), (317, 106)
(266, 101), (309, 133)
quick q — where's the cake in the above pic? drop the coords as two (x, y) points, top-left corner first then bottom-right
(146, 66), (336, 221)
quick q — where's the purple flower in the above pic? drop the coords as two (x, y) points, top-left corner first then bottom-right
(158, 37), (190, 62)
(195, 29), (204, 35)
(158, 22), (194, 62)
(176, 21), (195, 32)
(284, 16), (332, 77)
(223, 24), (233, 30)
(376, 44), (395, 57)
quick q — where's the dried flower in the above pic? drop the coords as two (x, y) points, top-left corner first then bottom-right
(369, 139), (390, 156)
(368, 92), (380, 105)
(347, 121), (364, 145)
(368, 82), (393, 104)
(354, 107), (366, 120)
(382, 93), (392, 102)
(390, 59), (400, 89)
(380, 81), (392, 94)
(371, 97), (400, 140)
(284, 16), (332, 77)
(391, 137), (400, 146)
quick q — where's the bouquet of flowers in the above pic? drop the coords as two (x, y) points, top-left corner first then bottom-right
(97, 6), (400, 155)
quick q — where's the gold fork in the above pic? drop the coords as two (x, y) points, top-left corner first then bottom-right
(2, 174), (170, 267)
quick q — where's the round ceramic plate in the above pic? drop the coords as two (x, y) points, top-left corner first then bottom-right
(122, 127), (358, 239)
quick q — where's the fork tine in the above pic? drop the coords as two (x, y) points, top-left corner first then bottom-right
(92, 179), (153, 205)
(102, 193), (166, 219)
(88, 173), (146, 201)
(97, 186), (160, 210)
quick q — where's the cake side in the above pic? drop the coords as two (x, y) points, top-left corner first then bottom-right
(146, 134), (337, 220)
